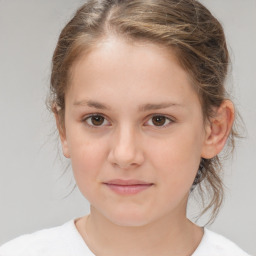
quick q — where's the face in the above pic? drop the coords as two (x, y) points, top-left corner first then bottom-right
(60, 36), (209, 227)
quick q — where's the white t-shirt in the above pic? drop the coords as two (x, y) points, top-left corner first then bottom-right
(0, 219), (250, 256)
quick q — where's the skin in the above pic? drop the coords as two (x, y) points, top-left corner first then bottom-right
(56, 36), (234, 256)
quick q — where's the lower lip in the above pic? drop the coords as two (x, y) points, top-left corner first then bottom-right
(104, 184), (153, 195)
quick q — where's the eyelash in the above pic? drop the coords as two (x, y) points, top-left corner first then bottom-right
(82, 114), (110, 129)
(82, 113), (175, 129)
(145, 115), (174, 128)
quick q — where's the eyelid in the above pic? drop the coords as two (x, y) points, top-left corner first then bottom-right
(82, 113), (111, 128)
(82, 113), (175, 129)
(144, 114), (175, 128)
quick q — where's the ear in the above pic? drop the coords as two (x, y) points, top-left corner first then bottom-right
(54, 110), (71, 158)
(201, 100), (235, 159)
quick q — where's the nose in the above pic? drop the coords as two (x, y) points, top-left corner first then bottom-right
(107, 125), (144, 169)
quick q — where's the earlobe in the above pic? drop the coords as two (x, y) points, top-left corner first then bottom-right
(54, 110), (71, 159)
(201, 100), (235, 159)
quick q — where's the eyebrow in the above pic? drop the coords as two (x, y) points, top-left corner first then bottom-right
(138, 102), (182, 111)
(74, 100), (111, 110)
(73, 100), (183, 111)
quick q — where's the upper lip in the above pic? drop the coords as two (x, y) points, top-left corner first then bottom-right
(103, 179), (153, 186)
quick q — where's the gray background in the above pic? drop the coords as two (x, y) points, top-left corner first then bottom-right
(0, 0), (255, 254)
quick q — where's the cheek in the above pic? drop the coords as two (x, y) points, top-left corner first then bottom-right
(67, 133), (107, 182)
(148, 126), (203, 186)
(68, 138), (108, 202)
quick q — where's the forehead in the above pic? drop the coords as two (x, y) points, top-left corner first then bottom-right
(67, 36), (199, 109)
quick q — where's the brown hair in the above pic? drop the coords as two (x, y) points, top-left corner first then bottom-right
(49, 0), (240, 223)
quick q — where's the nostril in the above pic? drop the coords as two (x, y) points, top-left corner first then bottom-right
(107, 144), (144, 169)
(113, 162), (138, 170)
(107, 129), (145, 168)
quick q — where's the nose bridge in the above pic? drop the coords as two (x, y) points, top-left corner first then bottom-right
(115, 123), (137, 157)
(109, 122), (143, 168)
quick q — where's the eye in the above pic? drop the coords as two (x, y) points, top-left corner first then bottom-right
(83, 114), (110, 127)
(145, 115), (173, 128)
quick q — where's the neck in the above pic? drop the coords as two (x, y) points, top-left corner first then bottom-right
(76, 206), (203, 256)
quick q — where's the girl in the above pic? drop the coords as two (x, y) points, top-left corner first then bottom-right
(0, 0), (251, 255)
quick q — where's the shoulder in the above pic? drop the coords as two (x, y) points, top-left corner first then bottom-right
(193, 228), (251, 256)
(0, 219), (90, 256)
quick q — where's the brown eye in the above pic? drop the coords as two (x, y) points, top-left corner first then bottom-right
(85, 115), (109, 127)
(91, 116), (104, 126)
(145, 115), (173, 128)
(152, 116), (167, 126)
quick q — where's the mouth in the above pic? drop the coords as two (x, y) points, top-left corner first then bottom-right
(103, 179), (154, 195)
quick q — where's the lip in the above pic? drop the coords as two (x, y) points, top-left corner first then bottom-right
(103, 179), (154, 195)
(104, 179), (153, 186)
